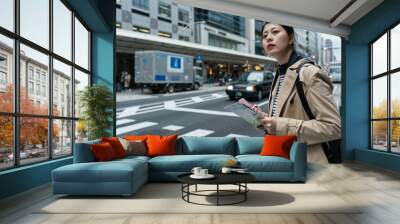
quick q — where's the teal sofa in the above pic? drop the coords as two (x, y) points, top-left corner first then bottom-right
(52, 136), (307, 196)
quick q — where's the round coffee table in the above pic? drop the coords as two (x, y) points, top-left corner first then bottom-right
(177, 172), (255, 206)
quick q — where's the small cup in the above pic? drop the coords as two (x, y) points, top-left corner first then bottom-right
(191, 167), (202, 176)
(221, 167), (232, 174)
(199, 169), (208, 176)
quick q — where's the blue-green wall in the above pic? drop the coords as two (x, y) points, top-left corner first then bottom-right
(345, 0), (400, 171)
(0, 0), (115, 200)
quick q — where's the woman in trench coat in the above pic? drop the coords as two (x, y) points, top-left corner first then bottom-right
(258, 22), (341, 163)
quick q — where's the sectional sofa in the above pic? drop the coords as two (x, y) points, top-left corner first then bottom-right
(52, 136), (307, 196)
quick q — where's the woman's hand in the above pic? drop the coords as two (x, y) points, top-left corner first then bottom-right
(257, 114), (277, 134)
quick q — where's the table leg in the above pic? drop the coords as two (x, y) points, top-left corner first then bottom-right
(245, 183), (247, 201)
(195, 184), (197, 192)
(217, 184), (219, 206)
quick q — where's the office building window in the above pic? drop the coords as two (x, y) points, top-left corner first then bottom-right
(132, 0), (149, 10)
(179, 35), (190, 42)
(0, 71), (6, 85)
(178, 8), (189, 23)
(370, 23), (400, 154)
(0, 0), (91, 170)
(158, 1), (171, 18)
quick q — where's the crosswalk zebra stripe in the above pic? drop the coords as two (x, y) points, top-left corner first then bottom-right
(116, 119), (135, 126)
(116, 122), (158, 136)
(180, 129), (214, 137)
(137, 105), (164, 112)
(225, 133), (249, 137)
(166, 107), (238, 117)
(117, 106), (140, 118)
(162, 125), (184, 131)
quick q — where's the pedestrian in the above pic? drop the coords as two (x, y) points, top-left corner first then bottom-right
(122, 71), (132, 92)
(257, 22), (341, 163)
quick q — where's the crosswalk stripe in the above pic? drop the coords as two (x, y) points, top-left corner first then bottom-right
(137, 105), (164, 112)
(192, 96), (203, 103)
(180, 129), (214, 137)
(116, 122), (158, 136)
(164, 100), (177, 108)
(162, 125), (184, 131)
(166, 107), (238, 117)
(116, 119), (135, 126)
(225, 133), (249, 137)
(117, 106), (140, 118)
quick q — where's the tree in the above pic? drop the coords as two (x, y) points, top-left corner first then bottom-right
(0, 84), (59, 151)
(79, 84), (113, 140)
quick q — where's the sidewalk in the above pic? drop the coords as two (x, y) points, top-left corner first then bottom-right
(116, 83), (227, 102)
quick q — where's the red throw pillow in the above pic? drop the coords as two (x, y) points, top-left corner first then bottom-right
(259, 135), (296, 159)
(101, 137), (127, 158)
(91, 142), (117, 162)
(124, 135), (148, 142)
(146, 134), (177, 157)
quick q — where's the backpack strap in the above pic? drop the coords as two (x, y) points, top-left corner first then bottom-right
(294, 60), (315, 120)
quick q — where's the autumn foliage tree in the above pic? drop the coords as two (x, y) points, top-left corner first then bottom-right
(0, 84), (59, 152)
(372, 99), (400, 143)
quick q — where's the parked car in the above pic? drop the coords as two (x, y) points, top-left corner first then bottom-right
(225, 71), (274, 101)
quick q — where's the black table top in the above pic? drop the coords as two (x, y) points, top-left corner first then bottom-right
(177, 172), (255, 185)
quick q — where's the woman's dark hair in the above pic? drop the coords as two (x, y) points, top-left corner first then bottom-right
(261, 22), (294, 36)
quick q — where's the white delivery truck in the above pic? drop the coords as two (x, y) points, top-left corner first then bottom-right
(135, 51), (203, 93)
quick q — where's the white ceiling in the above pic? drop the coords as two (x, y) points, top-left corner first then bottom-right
(176, 0), (384, 37)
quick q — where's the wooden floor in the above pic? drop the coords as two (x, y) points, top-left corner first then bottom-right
(1, 151), (400, 224)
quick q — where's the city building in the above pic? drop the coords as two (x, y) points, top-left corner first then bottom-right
(116, 0), (272, 88)
(116, 0), (195, 42)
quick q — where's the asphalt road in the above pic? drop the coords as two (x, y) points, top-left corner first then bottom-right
(116, 89), (269, 137)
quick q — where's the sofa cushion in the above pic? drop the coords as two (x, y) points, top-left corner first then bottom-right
(52, 159), (147, 183)
(73, 140), (100, 163)
(149, 154), (235, 172)
(235, 137), (263, 155)
(236, 155), (293, 172)
(119, 138), (147, 156)
(260, 135), (296, 159)
(101, 137), (127, 158)
(179, 136), (235, 155)
(147, 134), (177, 157)
(91, 142), (118, 162)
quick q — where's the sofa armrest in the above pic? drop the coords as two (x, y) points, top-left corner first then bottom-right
(73, 141), (99, 163)
(289, 141), (307, 181)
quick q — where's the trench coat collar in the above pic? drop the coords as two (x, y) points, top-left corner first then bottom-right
(268, 58), (311, 117)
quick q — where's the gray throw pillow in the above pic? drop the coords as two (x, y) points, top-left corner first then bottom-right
(118, 137), (147, 156)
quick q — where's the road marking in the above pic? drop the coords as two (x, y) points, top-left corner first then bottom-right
(162, 125), (184, 131)
(180, 129), (214, 137)
(117, 106), (140, 118)
(225, 133), (249, 137)
(137, 104), (164, 112)
(116, 122), (158, 136)
(166, 107), (238, 117)
(117, 92), (228, 116)
(164, 100), (177, 108)
(192, 96), (203, 103)
(116, 119), (135, 126)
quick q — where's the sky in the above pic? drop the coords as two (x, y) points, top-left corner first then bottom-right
(0, 0), (89, 71)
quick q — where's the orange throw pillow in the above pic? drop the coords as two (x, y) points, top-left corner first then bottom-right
(124, 135), (148, 142)
(260, 135), (296, 159)
(146, 134), (177, 157)
(91, 142), (117, 162)
(101, 137), (127, 158)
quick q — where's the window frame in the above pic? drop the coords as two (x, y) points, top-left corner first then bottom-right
(0, 0), (92, 171)
(370, 19), (400, 154)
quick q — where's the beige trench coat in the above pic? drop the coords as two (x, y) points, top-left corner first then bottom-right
(265, 58), (341, 162)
